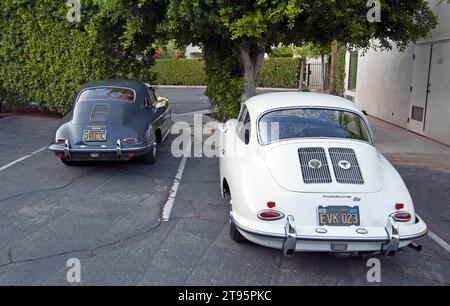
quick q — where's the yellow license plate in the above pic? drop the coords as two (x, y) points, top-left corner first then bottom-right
(83, 130), (107, 142)
(318, 206), (360, 226)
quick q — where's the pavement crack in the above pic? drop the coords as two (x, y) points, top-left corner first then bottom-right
(7, 249), (12, 264)
(0, 174), (86, 203)
(0, 221), (163, 269)
(0, 163), (180, 269)
(0, 185), (172, 269)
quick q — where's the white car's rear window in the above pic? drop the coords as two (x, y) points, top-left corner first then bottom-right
(78, 87), (135, 102)
(258, 108), (371, 145)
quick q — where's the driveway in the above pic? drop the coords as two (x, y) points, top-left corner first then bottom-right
(0, 88), (448, 285)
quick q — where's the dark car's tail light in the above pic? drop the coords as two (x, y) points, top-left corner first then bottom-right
(392, 212), (412, 222)
(123, 138), (138, 144)
(57, 138), (67, 144)
(257, 210), (285, 221)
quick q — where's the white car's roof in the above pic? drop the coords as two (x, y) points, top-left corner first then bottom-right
(244, 92), (363, 117)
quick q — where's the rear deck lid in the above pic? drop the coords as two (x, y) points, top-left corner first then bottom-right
(264, 140), (383, 193)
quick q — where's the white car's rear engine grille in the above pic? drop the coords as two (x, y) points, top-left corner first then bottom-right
(90, 104), (109, 121)
(298, 147), (332, 184)
(329, 148), (364, 184)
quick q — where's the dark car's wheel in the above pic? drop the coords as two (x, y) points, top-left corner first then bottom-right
(230, 219), (247, 243)
(60, 157), (74, 166)
(142, 141), (157, 164)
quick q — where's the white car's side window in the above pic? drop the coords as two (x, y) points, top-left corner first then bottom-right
(236, 107), (251, 144)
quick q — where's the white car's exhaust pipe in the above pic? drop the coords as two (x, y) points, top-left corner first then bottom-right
(282, 215), (297, 256)
(408, 242), (422, 252)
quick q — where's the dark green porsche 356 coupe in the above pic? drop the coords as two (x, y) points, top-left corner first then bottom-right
(48, 80), (171, 165)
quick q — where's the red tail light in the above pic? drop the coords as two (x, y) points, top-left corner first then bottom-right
(267, 201), (276, 208)
(392, 212), (412, 222)
(57, 138), (67, 144)
(123, 138), (138, 144)
(395, 203), (404, 210)
(257, 210), (284, 221)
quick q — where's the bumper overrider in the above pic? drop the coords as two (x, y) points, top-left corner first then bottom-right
(48, 139), (152, 161)
(231, 213), (428, 256)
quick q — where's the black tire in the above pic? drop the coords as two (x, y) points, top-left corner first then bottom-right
(230, 219), (247, 243)
(142, 142), (157, 164)
(60, 157), (74, 166)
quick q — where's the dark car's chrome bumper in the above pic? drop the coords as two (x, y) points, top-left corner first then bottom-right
(48, 139), (152, 161)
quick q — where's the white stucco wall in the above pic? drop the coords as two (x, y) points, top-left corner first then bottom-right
(346, 0), (450, 135)
(353, 47), (414, 128)
(185, 44), (202, 58)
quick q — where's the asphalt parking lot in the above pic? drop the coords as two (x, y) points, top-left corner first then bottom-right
(0, 88), (449, 285)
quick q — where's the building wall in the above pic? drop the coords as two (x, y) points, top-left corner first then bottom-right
(352, 47), (414, 128)
(346, 0), (450, 144)
(185, 44), (202, 58)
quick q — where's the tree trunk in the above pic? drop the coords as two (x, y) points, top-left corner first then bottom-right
(329, 40), (338, 95)
(298, 59), (305, 92)
(239, 46), (265, 102)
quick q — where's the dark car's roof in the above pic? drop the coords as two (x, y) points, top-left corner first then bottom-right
(79, 80), (148, 99)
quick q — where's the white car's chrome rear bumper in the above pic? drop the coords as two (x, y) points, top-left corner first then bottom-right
(231, 213), (428, 256)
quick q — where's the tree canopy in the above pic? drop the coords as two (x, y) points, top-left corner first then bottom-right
(165, 0), (437, 117)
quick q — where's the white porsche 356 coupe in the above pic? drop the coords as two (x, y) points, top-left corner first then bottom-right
(219, 92), (427, 257)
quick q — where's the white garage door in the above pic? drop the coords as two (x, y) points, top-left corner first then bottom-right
(407, 44), (432, 135)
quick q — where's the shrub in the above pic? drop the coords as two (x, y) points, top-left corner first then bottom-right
(154, 59), (207, 86)
(204, 53), (243, 121)
(0, 0), (165, 114)
(153, 58), (300, 90)
(257, 58), (300, 89)
(269, 46), (294, 58)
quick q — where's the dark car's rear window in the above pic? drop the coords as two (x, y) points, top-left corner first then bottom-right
(78, 87), (135, 102)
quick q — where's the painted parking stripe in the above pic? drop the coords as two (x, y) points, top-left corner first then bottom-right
(0, 116), (14, 122)
(162, 155), (188, 221)
(428, 231), (450, 253)
(0, 146), (47, 172)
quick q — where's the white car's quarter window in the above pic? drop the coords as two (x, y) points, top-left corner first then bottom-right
(236, 106), (251, 144)
(258, 108), (371, 145)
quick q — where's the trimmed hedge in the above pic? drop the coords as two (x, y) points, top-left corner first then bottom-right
(154, 59), (207, 86)
(154, 58), (300, 89)
(256, 58), (300, 89)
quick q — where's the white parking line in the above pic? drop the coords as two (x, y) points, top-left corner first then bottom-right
(428, 231), (450, 253)
(0, 116), (14, 122)
(0, 146), (47, 172)
(162, 156), (188, 221)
